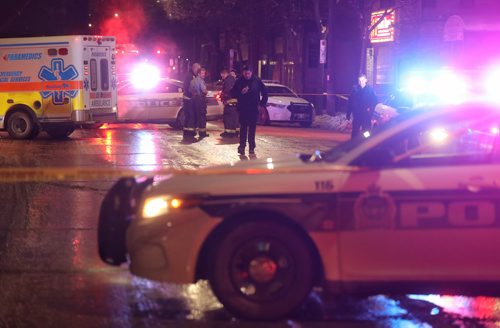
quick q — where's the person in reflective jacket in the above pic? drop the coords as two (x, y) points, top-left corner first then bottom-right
(182, 62), (201, 140)
(189, 67), (209, 139)
(219, 69), (238, 138)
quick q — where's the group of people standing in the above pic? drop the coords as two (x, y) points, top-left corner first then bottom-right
(182, 63), (268, 155)
(182, 62), (375, 151)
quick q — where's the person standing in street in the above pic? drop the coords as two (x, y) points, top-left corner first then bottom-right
(219, 69), (238, 138)
(346, 74), (378, 139)
(189, 67), (209, 139)
(231, 65), (268, 155)
(182, 62), (201, 140)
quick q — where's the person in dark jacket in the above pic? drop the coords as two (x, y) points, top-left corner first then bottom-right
(182, 62), (200, 140)
(219, 69), (238, 138)
(231, 65), (268, 155)
(347, 74), (378, 139)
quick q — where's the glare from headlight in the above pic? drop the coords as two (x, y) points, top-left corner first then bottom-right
(143, 196), (169, 219)
(130, 63), (161, 90)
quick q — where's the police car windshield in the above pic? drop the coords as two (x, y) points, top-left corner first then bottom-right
(322, 111), (417, 162)
(266, 86), (298, 97)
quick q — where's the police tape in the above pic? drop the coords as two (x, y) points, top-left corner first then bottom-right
(0, 167), (159, 183)
(291, 93), (350, 100)
(0, 165), (361, 183)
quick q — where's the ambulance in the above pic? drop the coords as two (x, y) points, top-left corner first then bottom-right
(0, 35), (117, 139)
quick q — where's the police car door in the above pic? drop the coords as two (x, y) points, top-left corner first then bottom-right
(117, 82), (149, 121)
(337, 108), (500, 284)
(147, 81), (183, 121)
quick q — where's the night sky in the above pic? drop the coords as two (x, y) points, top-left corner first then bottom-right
(0, 0), (89, 38)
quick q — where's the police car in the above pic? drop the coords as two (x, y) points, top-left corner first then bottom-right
(98, 102), (500, 320)
(259, 82), (315, 127)
(117, 77), (223, 129)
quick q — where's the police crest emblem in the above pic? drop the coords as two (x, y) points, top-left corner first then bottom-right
(354, 184), (396, 229)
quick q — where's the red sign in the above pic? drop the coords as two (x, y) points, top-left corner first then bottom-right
(370, 10), (396, 43)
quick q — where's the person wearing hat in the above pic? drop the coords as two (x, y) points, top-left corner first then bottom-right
(231, 65), (268, 155)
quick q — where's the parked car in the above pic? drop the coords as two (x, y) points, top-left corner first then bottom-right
(117, 78), (223, 129)
(258, 82), (315, 127)
(98, 101), (500, 320)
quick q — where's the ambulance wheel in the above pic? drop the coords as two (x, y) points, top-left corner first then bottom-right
(80, 123), (103, 129)
(208, 219), (314, 320)
(45, 126), (76, 139)
(257, 106), (270, 125)
(6, 111), (38, 139)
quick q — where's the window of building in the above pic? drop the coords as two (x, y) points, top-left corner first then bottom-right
(422, 0), (436, 8)
(380, 0), (395, 8)
(460, 0), (474, 8)
(308, 39), (319, 68)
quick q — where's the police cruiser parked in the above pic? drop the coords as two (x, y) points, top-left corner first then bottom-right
(117, 76), (222, 129)
(99, 101), (500, 320)
(258, 82), (315, 127)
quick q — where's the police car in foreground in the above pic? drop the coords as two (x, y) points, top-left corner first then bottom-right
(99, 101), (500, 320)
(259, 82), (315, 127)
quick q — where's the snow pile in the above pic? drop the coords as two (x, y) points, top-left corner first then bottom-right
(313, 104), (399, 132)
(313, 113), (352, 132)
(374, 103), (399, 124)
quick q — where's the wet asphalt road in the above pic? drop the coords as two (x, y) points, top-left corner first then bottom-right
(0, 122), (498, 327)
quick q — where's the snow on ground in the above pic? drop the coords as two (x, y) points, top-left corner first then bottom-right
(313, 104), (399, 132)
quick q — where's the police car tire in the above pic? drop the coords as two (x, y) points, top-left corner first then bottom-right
(169, 108), (185, 130)
(7, 111), (37, 140)
(257, 106), (270, 125)
(208, 219), (315, 320)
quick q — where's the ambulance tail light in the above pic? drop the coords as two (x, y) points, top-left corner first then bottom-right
(58, 48), (69, 56)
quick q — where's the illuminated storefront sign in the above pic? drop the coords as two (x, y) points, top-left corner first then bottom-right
(370, 10), (396, 43)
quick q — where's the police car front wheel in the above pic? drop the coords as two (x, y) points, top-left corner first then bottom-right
(208, 219), (315, 320)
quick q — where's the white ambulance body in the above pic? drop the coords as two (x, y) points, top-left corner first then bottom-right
(0, 35), (117, 139)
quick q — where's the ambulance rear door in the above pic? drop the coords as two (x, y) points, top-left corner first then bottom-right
(83, 39), (115, 117)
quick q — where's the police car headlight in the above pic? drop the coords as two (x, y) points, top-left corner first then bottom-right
(142, 196), (184, 219)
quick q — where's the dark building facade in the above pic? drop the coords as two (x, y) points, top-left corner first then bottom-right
(366, 0), (500, 96)
(0, 0), (90, 38)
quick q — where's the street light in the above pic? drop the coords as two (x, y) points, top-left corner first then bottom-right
(114, 13), (119, 18)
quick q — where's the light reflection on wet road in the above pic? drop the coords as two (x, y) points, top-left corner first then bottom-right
(0, 122), (497, 327)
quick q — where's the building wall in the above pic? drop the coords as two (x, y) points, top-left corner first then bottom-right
(369, 0), (500, 95)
